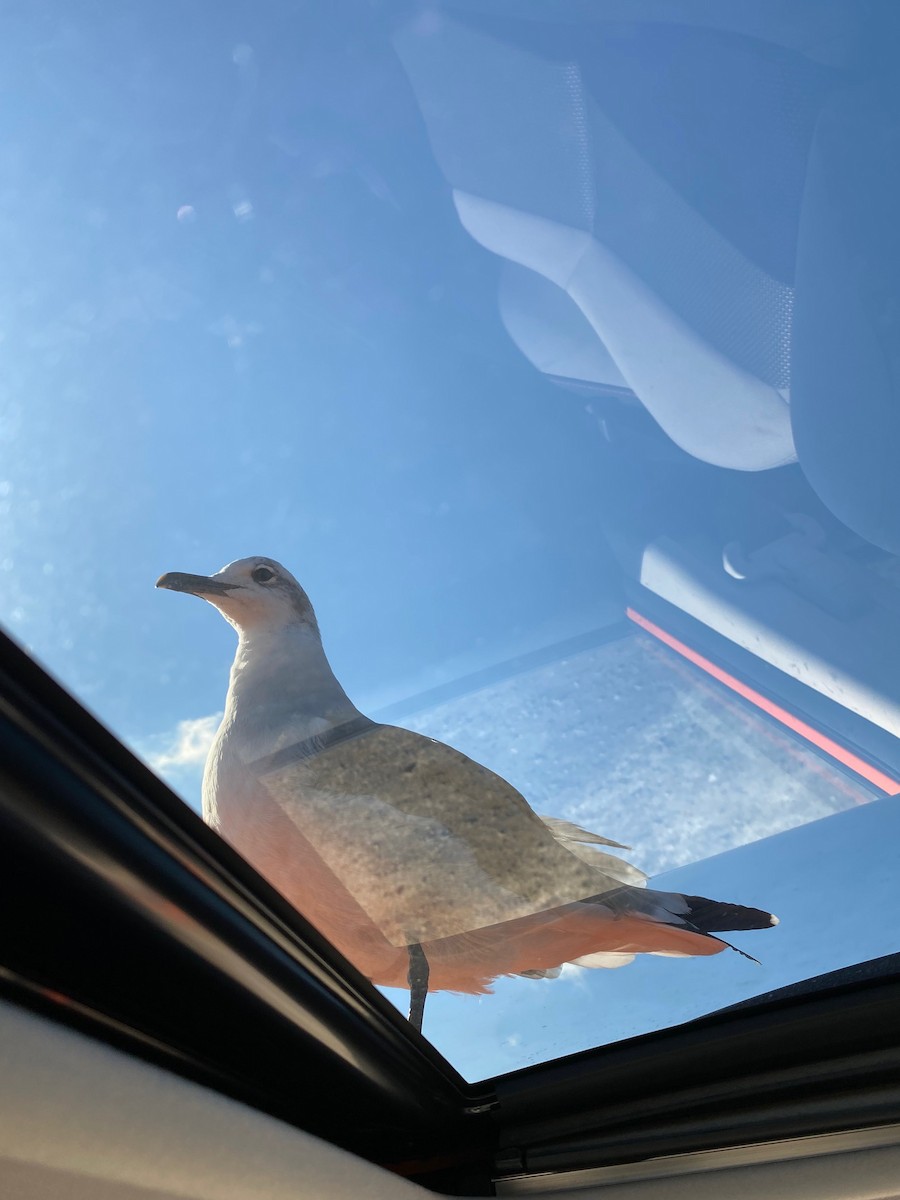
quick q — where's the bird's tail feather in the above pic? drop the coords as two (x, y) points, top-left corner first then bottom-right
(682, 894), (778, 934)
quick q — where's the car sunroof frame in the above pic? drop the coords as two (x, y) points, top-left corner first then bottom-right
(2, 628), (900, 1196)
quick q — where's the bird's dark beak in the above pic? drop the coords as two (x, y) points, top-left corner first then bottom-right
(156, 571), (238, 597)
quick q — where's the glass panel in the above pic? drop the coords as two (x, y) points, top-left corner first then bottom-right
(3, 0), (900, 1081)
(388, 634), (880, 1075)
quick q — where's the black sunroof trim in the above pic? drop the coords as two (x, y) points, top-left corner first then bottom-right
(3, 626), (900, 1194)
(0, 628), (493, 1182)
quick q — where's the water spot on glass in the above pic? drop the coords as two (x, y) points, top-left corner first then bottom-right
(210, 315), (261, 350)
(67, 301), (95, 326)
(312, 157), (336, 180)
(411, 9), (442, 36)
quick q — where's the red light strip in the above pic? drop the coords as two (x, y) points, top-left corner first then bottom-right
(626, 607), (900, 796)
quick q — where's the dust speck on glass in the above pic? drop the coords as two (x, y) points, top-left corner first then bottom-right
(3, 0), (900, 1079)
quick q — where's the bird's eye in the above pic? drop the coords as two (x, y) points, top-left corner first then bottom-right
(251, 566), (276, 584)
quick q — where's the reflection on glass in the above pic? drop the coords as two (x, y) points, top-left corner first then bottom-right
(2, 0), (900, 1079)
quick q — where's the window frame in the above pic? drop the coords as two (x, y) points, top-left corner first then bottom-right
(2, 628), (899, 1195)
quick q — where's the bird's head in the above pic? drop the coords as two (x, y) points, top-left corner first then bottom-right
(156, 556), (319, 636)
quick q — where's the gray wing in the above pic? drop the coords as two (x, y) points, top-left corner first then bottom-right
(254, 721), (641, 945)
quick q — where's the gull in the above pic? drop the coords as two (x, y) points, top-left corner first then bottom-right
(157, 556), (777, 1031)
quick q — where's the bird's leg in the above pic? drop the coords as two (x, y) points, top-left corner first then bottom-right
(407, 943), (430, 1033)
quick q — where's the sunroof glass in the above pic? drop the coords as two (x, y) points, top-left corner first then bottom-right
(377, 625), (882, 1078)
(2, 0), (899, 1087)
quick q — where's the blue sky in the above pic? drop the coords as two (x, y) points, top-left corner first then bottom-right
(0, 1), (624, 740)
(1, 1), (895, 1081)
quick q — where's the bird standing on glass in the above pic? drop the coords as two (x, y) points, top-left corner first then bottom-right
(157, 557), (777, 1032)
